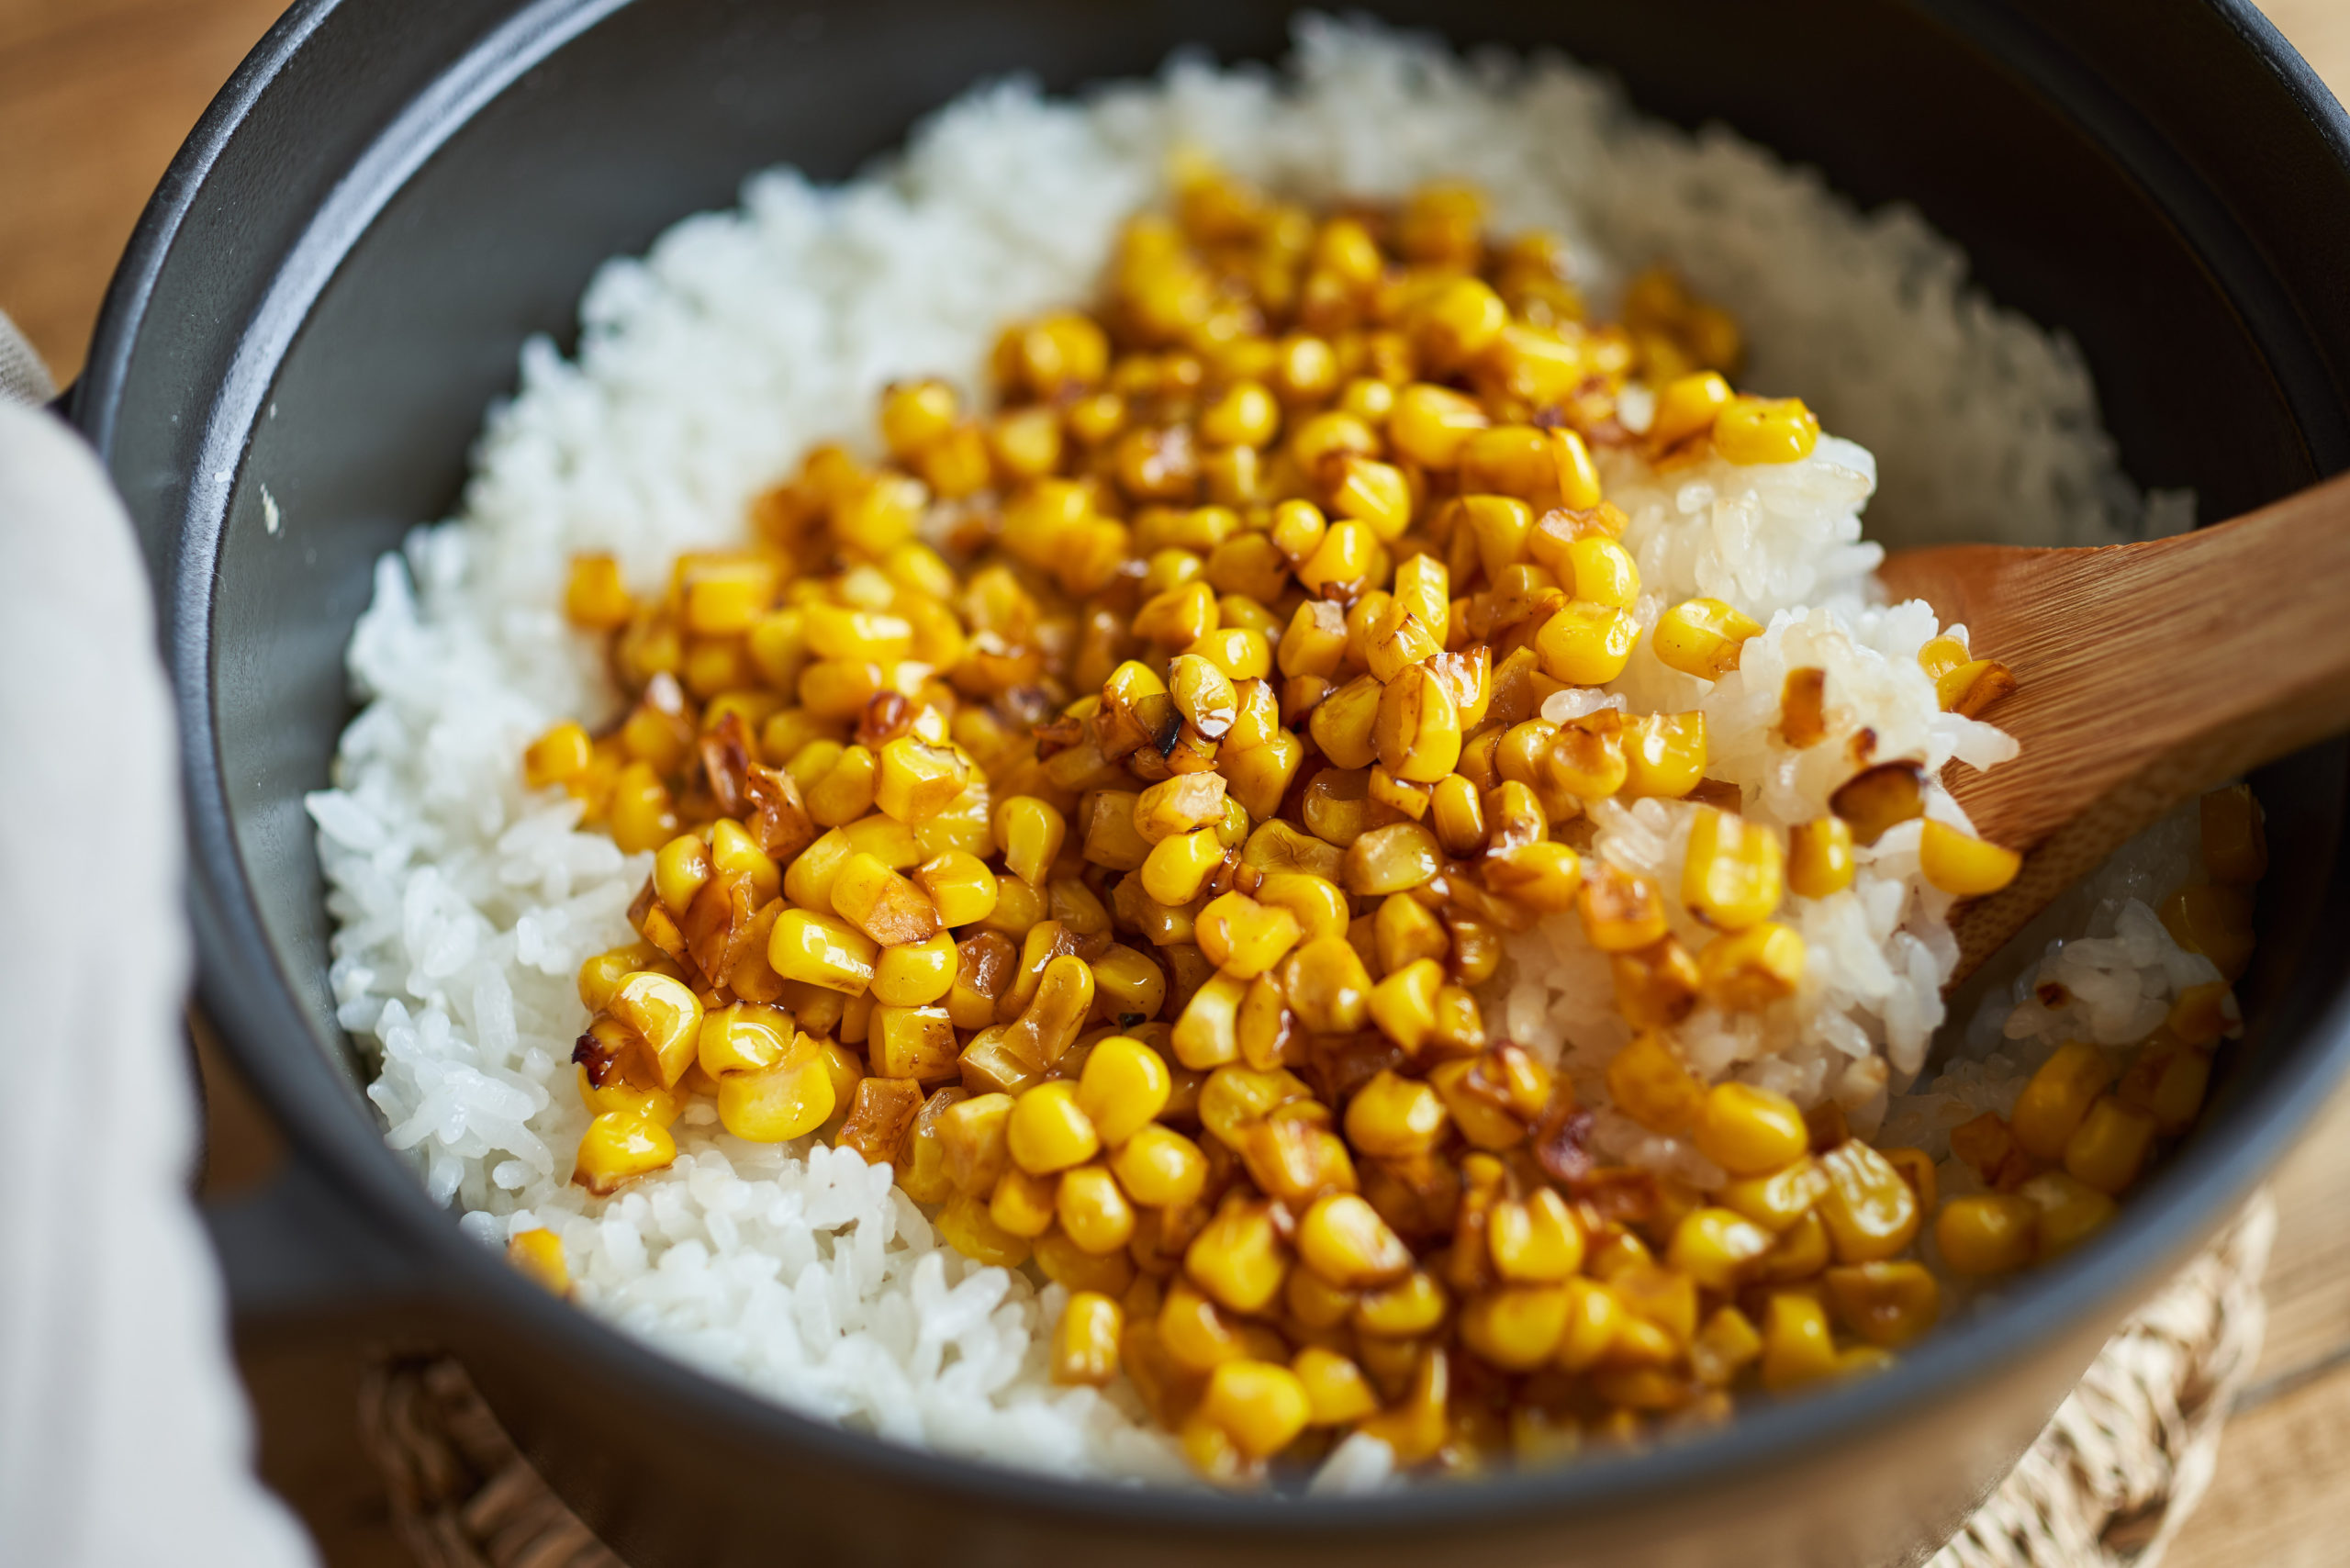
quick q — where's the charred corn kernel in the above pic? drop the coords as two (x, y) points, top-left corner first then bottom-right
(1816, 1140), (1922, 1263)
(1187, 1202), (1292, 1315)
(934, 1092), (1015, 1195)
(1171, 970), (1246, 1070)
(1343, 1070), (1449, 1158)
(1760, 1292), (1839, 1391)
(718, 1047), (838, 1141)
(1298, 1193), (1414, 1288)
(1199, 1360), (1312, 1461)
(869, 1004), (960, 1083)
(1608, 935), (1700, 1033)
(1007, 1081), (1101, 1175)
(607, 971), (704, 1087)
(1918, 820), (2022, 897)
(1112, 1127), (1209, 1216)
(1051, 1293), (1125, 1388)
(1650, 372), (1733, 448)
(1285, 935), (1374, 1035)
(1693, 1082), (1810, 1176)
(1193, 892), (1304, 980)
(1680, 809), (1787, 933)
(573, 1111), (677, 1194)
(1667, 1207), (1776, 1293)
(2012, 1042), (2114, 1160)
(1362, 603), (1442, 685)
(1577, 863), (1669, 953)
(1651, 598), (1763, 680)
(2160, 884), (2256, 982)
(873, 738), (968, 825)
(565, 554), (634, 630)
(524, 722), (593, 789)
(1782, 816), (1856, 901)
(985, 1165), (1059, 1238)
(1935, 1193), (2040, 1276)
(1058, 1163), (1139, 1254)
(2202, 784), (2268, 885)
(1534, 602), (1638, 686)
(1393, 553), (1450, 640)
(1134, 773), (1228, 843)
(767, 909), (879, 994)
(1371, 665), (1463, 784)
(1934, 658), (2017, 718)
(995, 796), (1068, 888)
(2063, 1096), (2157, 1195)
(1697, 921), (1806, 1011)
(1714, 396), (1819, 464)
(1075, 1035), (1171, 1147)
(829, 853), (941, 947)
(609, 762), (678, 853)
(2020, 1170), (2118, 1260)
(654, 834), (714, 918)
(1608, 1032), (1705, 1135)
(1141, 828), (1227, 907)
(508, 1229), (569, 1295)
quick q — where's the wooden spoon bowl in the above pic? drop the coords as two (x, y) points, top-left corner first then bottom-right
(1877, 470), (2350, 980)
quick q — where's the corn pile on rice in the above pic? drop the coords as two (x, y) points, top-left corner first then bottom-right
(310, 19), (2222, 1485)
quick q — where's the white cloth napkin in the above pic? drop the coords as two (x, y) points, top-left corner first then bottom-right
(0, 322), (316, 1565)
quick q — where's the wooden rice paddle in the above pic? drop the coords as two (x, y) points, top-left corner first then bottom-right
(1876, 470), (2350, 982)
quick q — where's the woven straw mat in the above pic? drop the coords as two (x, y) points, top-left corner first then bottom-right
(361, 1194), (2274, 1568)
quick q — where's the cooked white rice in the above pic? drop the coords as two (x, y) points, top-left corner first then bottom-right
(307, 18), (2205, 1483)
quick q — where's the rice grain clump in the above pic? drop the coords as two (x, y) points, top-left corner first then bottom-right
(309, 20), (2214, 1484)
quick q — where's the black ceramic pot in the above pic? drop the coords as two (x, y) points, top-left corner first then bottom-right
(69, 3), (2350, 1564)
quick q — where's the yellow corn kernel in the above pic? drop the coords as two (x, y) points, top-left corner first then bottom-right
(1817, 1262), (1942, 1352)
(1916, 633), (1969, 684)
(707, 817), (781, 902)
(1171, 969), (1246, 1070)
(1678, 808), (1782, 930)
(1365, 896), (1443, 978)
(1222, 728), (1304, 821)
(1352, 1269), (1449, 1339)
(1692, 1082), (1810, 1176)
(1649, 371), (1733, 448)
(1533, 601), (1639, 686)
(1269, 500), (1332, 574)
(871, 737), (967, 825)
(1453, 494), (1533, 583)
(1111, 1123), (1210, 1208)
(1193, 892), (1304, 980)
(572, 1111), (677, 1195)
(826, 852), (939, 948)
(1918, 819), (2023, 897)
(1697, 922), (1807, 1011)
(1076, 1035), (1172, 1148)
(1714, 396), (1819, 465)
(1005, 1081), (1102, 1177)
(717, 1046), (838, 1142)
(1613, 712), (1707, 802)
(1763, 1209), (1832, 1282)
(1651, 598), (1763, 680)
(1050, 1292), (1125, 1388)
(1607, 1032), (1704, 1136)
(994, 796), (1068, 888)
(1666, 1206), (1776, 1294)
(1341, 1070), (1449, 1159)
(1684, 1305), (1762, 1388)
(1338, 823), (1438, 900)
(1459, 424), (1555, 500)
(1297, 1193), (1414, 1289)
(802, 744), (879, 827)
(1816, 1139), (1922, 1263)
(1295, 519), (1382, 598)
(507, 1228), (570, 1295)
(608, 762), (678, 854)
(1786, 817), (1856, 900)
(565, 553), (635, 630)
(1557, 535), (1637, 610)
(1607, 1263), (1697, 1348)
(1718, 1157), (1830, 1234)
(1933, 657), (2017, 718)
(607, 970), (704, 1088)
(1455, 1284), (1571, 1372)
(1186, 1201), (1292, 1315)
(981, 1164), (1058, 1238)
(1058, 1164), (1139, 1254)
(1369, 664), (1463, 784)
(767, 908), (879, 994)
(576, 943), (666, 1014)
(2020, 1170), (2120, 1261)
(901, 850), (995, 932)
(1290, 1348), (1378, 1425)
(1326, 455), (1415, 541)
(934, 1189), (1032, 1269)
(1426, 1057), (1526, 1151)
(1487, 1188), (1584, 1283)
(653, 834), (714, 919)
(2063, 1095), (2157, 1194)
(523, 721), (593, 790)
(1283, 935), (1374, 1035)
(1303, 674), (1379, 774)
(695, 1001), (789, 1079)
(1934, 1193), (2040, 1276)
(1760, 1292), (1839, 1391)
(1187, 626), (1276, 685)
(934, 1092), (1015, 1195)
(2160, 883), (2256, 982)
(2012, 1041), (2114, 1160)
(1388, 382), (1491, 468)
(1133, 834), (1232, 924)
(878, 376), (958, 460)
(2202, 783), (2268, 886)
(1198, 1359), (1313, 1461)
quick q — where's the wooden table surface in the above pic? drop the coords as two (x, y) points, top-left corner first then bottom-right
(7, 2), (2349, 1562)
